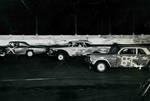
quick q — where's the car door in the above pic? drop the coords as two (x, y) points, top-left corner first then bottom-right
(75, 42), (87, 55)
(136, 48), (149, 67)
(67, 42), (86, 56)
(14, 43), (28, 54)
(117, 48), (138, 68)
(76, 43), (94, 55)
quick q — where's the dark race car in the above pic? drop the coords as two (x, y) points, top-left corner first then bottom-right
(0, 41), (47, 57)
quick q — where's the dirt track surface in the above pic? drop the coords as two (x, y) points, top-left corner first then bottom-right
(0, 55), (149, 101)
(0, 55), (149, 87)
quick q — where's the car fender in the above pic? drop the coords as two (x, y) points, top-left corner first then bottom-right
(94, 58), (111, 67)
(26, 49), (34, 53)
(55, 49), (70, 56)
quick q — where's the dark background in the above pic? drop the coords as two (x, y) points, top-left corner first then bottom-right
(0, 0), (150, 35)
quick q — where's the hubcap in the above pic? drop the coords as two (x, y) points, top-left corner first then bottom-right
(58, 54), (64, 60)
(27, 51), (33, 57)
(97, 63), (106, 72)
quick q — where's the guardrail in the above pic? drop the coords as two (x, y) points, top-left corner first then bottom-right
(0, 35), (150, 45)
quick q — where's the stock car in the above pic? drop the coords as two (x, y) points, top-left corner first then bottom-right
(0, 41), (47, 57)
(47, 40), (110, 61)
(85, 46), (150, 72)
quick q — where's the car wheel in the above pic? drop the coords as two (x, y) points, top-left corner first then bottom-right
(95, 62), (107, 72)
(57, 53), (65, 61)
(0, 52), (6, 57)
(26, 51), (34, 57)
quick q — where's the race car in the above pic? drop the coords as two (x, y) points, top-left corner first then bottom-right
(85, 46), (150, 72)
(47, 40), (110, 61)
(0, 41), (47, 57)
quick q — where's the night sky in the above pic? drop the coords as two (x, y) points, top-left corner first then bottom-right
(0, 0), (150, 35)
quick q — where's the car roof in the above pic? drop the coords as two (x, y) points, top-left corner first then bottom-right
(9, 41), (30, 45)
(117, 43), (149, 47)
(9, 41), (27, 43)
(120, 46), (148, 48)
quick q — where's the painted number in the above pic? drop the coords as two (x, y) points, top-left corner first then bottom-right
(121, 56), (138, 67)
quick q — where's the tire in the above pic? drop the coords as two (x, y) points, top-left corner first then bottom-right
(95, 62), (108, 72)
(26, 51), (34, 57)
(0, 52), (6, 57)
(57, 53), (66, 61)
